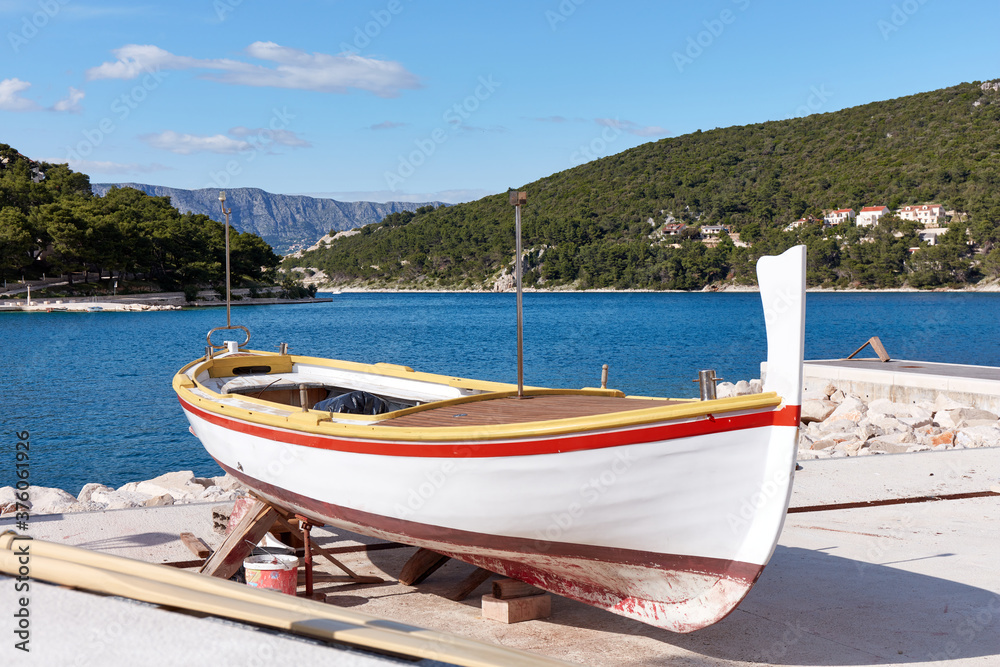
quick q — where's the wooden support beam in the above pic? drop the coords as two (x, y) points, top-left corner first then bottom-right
(482, 593), (552, 623)
(448, 567), (494, 601)
(492, 578), (544, 600)
(398, 547), (450, 586)
(199, 499), (278, 579)
(845, 336), (891, 362)
(178, 532), (212, 559)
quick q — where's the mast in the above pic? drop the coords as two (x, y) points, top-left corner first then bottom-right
(509, 189), (527, 398)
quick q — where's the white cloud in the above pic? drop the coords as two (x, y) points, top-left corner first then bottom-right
(51, 87), (85, 113)
(87, 42), (420, 97)
(141, 131), (250, 154)
(0, 78), (39, 112)
(229, 126), (311, 148)
(596, 118), (669, 137)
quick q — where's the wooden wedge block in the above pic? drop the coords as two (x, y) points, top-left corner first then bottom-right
(179, 532), (212, 559)
(448, 567), (493, 601)
(398, 547), (450, 586)
(481, 593), (551, 623)
(492, 577), (543, 600)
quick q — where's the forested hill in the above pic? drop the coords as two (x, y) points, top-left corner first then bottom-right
(91, 183), (443, 255)
(284, 79), (1000, 290)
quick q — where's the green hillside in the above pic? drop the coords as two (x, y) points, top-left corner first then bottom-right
(285, 80), (1000, 290)
(0, 144), (282, 294)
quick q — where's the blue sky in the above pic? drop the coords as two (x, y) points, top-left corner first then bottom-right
(3, 0), (999, 204)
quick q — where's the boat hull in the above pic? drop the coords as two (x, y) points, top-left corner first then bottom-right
(181, 397), (798, 632)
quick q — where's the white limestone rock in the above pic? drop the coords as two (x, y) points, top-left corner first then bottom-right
(868, 415), (904, 433)
(78, 483), (114, 503)
(715, 382), (736, 399)
(829, 396), (867, 423)
(819, 418), (860, 434)
(800, 399), (837, 424)
(28, 487), (81, 515)
(145, 493), (175, 507)
(934, 394), (970, 412)
(0, 486), (20, 515)
(92, 487), (152, 509)
(748, 379), (763, 394)
(829, 389), (846, 403)
(955, 425), (1000, 449)
(135, 470), (206, 500)
(868, 439), (913, 454)
(198, 486), (241, 502)
(212, 474), (248, 493)
(734, 380), (752, 396)
(801, 387), (830, 402)
(897, 415), (933, 430)
(834, 439), (865, 455)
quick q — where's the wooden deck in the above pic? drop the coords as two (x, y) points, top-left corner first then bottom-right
(383, 394), (683, 428)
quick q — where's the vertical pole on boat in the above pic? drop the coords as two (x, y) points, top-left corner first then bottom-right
(219, 191), (232, 328)
(509, 189), (526, 398)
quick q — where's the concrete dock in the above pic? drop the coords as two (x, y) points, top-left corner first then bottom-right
(802, 358), (1000, 413)
(3, 448), (998, 666)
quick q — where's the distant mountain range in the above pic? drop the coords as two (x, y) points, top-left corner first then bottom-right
(90, 183), (443, 255)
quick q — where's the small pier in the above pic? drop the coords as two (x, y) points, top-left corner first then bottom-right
(800, 358), (1000, 412)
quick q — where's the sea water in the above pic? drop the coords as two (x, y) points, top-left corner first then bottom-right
(2, 291), (999, 494)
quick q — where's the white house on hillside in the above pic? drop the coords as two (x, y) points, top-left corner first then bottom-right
(857, 205), (890, 227)
(918, 228), (949, 246)
(824, 208), (856, 226)
(898, 204), (946, 226)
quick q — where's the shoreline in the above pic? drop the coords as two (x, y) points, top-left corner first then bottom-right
(318, 283), (1000, 295)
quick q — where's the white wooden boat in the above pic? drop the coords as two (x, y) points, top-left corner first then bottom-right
(173, 245), (806, 632)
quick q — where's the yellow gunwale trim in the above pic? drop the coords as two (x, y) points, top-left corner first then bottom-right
(173, 353), (784, 443)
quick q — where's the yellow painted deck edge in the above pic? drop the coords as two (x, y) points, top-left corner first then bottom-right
(173, 354), (783, 443)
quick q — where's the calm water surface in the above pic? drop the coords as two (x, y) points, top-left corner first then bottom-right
(2, 291), (999, 493)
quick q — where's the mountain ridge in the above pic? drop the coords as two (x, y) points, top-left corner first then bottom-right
(91, 182), (444, 255)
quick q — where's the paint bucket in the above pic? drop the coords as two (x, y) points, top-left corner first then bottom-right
(244, 554), (298, 595)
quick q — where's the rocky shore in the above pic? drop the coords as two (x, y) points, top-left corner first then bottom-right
(796, 387), (1000, 458)
(717, 380), (1000, 459)
(0, 470), (248, 517)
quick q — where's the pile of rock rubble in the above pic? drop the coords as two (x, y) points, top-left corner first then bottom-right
(0, 470), (248, 517)
(798, 387), (1000, 458)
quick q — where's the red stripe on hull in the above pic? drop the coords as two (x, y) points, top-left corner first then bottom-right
(219, 462), (765, 632)
(181, 396), (799, 459)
